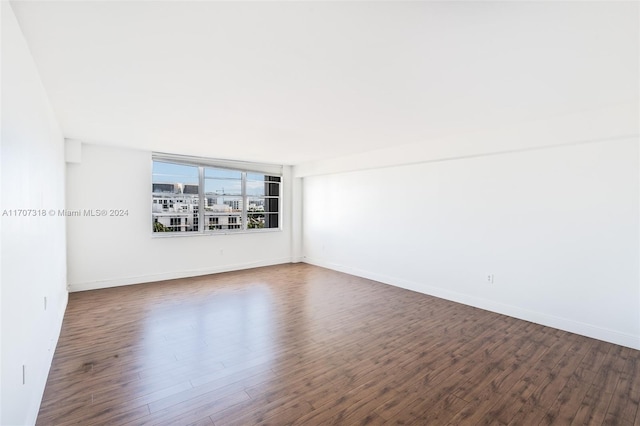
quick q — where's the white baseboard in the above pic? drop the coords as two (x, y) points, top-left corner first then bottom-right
(67, 257), (292, 292)
(303, 257), (640, 351)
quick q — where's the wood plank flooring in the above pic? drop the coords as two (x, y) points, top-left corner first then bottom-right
(37, 264), (640, 425)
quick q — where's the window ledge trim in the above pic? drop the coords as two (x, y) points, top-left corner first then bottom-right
(151, 228), (282, 238)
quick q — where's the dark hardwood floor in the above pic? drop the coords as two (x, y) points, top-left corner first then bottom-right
(37, 263), (639, 425)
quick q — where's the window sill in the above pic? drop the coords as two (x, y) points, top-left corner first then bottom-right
(151, 228), (282, 238)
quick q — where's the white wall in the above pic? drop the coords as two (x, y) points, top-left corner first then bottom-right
(66, 144), (294, 291)
(301, 133), (640, 349)
(1, 3), (68, 424)
(295, 102), (638, 178)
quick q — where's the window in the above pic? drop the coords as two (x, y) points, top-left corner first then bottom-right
(152, 154), (282, 234)
(208, 217), (221, 230)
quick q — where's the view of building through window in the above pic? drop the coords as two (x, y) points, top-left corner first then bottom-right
(152, 158), (280, 233)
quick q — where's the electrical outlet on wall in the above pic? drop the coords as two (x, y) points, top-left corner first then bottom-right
(487, 274), (494, 284)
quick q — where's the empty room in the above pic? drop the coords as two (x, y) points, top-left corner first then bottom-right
(2, 1), (639, 425)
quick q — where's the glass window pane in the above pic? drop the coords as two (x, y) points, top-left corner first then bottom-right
(204, 168), (241, 179)
(153, 162), (198, 186)
(264, 197), (279, 213)
(246, 172), (264, 182)
(264, 213), (279, 229)
(265, 182), (279, 197)
(247, 197), (265, 212)
(247, 212), (265, 229)
(205, 178), (242, 196)
(204, 195), (242, 213)
(246, 180), (280, 197)
(246, 180), (265, 197)
(152, 161), (199, 233)
(204, 211), (242, 230)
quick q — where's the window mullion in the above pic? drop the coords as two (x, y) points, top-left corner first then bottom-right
(241, 172), (247, 230)
(198, 166), (204, 233)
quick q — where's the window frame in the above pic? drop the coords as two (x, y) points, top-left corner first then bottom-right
(151, 153), (283, 237)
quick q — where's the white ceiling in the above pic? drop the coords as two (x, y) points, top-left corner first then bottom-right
(9, 1), (639, 165)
